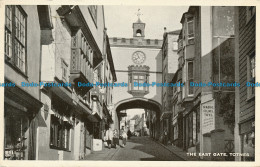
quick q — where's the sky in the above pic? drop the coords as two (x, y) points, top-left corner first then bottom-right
(104, 6), (189, 39)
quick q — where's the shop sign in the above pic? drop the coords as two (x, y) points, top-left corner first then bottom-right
(201, 100), (215, 134)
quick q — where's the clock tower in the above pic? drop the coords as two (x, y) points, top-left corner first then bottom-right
(133, 9), (145, 39)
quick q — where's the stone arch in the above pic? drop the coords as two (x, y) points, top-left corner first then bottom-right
(114, 97), (162, 113)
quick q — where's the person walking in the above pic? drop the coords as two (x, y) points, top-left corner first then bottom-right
(105, 126), (113, 149)
(120, 126), (127, 148)
(113, 129), (119, 149)
(163, 129), (168, 145)
(127, 129), (132, 139)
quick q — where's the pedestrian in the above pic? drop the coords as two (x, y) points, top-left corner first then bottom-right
(120, 126), (127, 148)
(127, 129), (132, 139)
(163, 129), (168, 145)
(105, 126), (113, 149)
(113, 129), (119, 149)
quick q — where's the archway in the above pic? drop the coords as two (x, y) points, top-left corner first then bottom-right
(114, 97), (162, 140)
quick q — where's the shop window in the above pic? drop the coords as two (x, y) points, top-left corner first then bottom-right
(50, 96), (72, 151)
(246, 6), (256, 23)
(5, 5), (27, 74)
(4, 109), (29, 160)
(241, 131), (255, 161)
(50, 115), (71, 151)
(247, 52), (255, 99)
(88, 5), (97, 26)
(188, 113), (193, 147)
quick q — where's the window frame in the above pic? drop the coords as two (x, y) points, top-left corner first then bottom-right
(247, 51), (255, 100)
(5, 5), (28, 76)
(187, 60), (194, 97)
(186, 16), (194, 42)
(128, 72), (149, 93)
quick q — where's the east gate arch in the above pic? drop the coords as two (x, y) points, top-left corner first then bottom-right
(113, 97), (162, 140)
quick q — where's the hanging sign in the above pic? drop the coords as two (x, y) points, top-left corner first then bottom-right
(201, 99), (215, 134)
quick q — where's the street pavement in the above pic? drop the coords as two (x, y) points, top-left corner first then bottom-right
(84, 136), (184, 161)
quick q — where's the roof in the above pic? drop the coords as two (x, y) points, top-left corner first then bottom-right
(167, 30), (181, 35)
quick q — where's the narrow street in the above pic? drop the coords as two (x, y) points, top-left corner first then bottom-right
(84, 136), (184, 161)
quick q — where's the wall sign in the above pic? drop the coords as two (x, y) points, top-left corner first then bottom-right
(201, 99), (215, 134)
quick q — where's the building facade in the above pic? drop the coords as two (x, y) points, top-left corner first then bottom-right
(172, 6), (236, 160)
(234, 6), (255, 161)
(4, 5), (116, 160)
(160, 29), (180, 143)
(108, 15), (163, 139)
(4, 5), (43, 160)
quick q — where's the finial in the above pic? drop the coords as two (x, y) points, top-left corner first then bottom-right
(136, 8), (143, 20)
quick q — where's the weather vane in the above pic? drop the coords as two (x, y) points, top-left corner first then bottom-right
(136, 8), (143, 19)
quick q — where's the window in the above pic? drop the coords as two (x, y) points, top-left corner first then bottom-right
(246, 6), (256, 23)
(247, 52), (255, 99)
(50, 117), (72, 151)
(147, 39), (150, 45)
(187, 61), (194, 96)
(50, 96), (72, 151)
(187, 17), (194, 43)
(155, 39), (158, 45)
(128, 73), (149, 93)
(5, 5), (27, 73)
(113, 38), (117, 43)
(121, 38), (126, 43)
(88, 5), (97, 26)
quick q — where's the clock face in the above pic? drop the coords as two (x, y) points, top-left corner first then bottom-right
(132, 51), (146, 64)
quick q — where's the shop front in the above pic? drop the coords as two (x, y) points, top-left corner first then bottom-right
(183, 105), (200, 153)
(240, 118), (255, 161)
(4, 86), (42, 160)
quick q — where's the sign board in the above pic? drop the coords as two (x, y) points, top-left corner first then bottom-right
(201, 99), (215, 134)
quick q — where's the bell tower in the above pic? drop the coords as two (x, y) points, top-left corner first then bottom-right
(133, 9), (145, 39)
